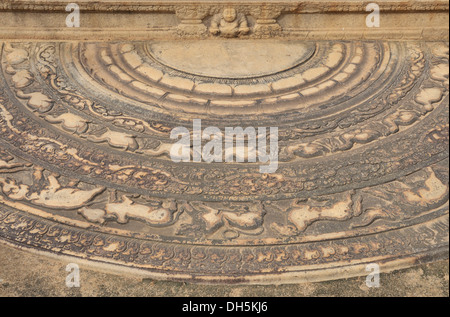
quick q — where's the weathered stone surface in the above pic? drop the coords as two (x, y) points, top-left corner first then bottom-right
(0, 1), (448, 285)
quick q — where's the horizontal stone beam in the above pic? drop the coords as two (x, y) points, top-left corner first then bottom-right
(0, 1), (448, 40)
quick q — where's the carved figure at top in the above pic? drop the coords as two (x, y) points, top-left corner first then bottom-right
(209, 8), (250, 38)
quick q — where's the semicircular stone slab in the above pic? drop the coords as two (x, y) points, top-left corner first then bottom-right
(0, 40), (448, 284)
(146, 40), (316, 78)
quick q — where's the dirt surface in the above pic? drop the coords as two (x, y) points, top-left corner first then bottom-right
(0, 243), (448, 297)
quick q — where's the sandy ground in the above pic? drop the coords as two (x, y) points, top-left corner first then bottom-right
(0, 243), (448, 297)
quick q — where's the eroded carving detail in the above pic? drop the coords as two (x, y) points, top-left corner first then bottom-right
(209, 8), (250, 38)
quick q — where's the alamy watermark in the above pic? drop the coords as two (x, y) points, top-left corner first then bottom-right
(366, 3), (380, 28)
(66, 3), (80, 28)
(365, 263), (380, 288)
(170, 119), (279, 173)
(66, 263), (80, 288)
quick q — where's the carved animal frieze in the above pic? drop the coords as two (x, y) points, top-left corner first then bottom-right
(0, 169), (105, 210)
(80, 195), (184, 227)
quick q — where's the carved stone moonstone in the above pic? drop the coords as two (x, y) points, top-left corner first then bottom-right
(0, 2), (448, 285)
(210, 8), (250, 38)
